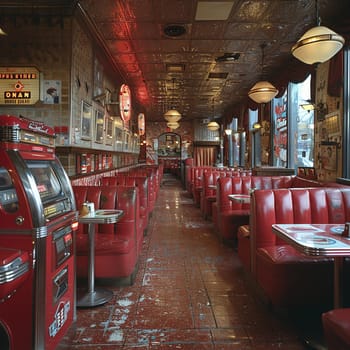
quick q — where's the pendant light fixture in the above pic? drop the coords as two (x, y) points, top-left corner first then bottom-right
(291, 0), (344, 65)
(164, 78), (182, 123)
(248, 43), (278, 104)
(207, 98), (220, 131)
(207, 121), (220, 131)
(167, 121), (180, 130)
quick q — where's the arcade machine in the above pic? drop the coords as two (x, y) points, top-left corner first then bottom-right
(0, 115), (78, 350)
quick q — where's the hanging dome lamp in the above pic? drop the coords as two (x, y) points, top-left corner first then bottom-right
(291, 0), (344, 65)
(167, 121), (180, 130)
(207, 121), (220, 131)
(248, 43), (278, 104)
(207, 98), (220, 131)
(164, 78), (182, 123)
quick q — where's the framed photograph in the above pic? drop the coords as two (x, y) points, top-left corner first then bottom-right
(94, 109), (104, 143)
(320, 142), (337, 171)
(43, 80), (61, 104)
(323, 111), (340, 137)
(105, 116), (113, 145)
(93, 57), (104, 98)
(114, 125), (123, 151)
(123, 130), (130, 152)
(81, 101), (92, 140)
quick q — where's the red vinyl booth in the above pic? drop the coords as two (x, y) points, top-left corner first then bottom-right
(248, 187), (350, 308)
(322, 308), (350, 350)
(73, 185), (141, 285)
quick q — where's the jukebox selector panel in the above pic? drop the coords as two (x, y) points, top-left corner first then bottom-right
(53, 267), (68, 303)
(53, 226), (73, 267)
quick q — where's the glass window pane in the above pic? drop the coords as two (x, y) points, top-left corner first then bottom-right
(271, 90), (288, 167)
(292, 75), (314, 169)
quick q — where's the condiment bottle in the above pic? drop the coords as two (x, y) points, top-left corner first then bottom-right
(342, 222), (350, 238)
(79, 202), (89, 216)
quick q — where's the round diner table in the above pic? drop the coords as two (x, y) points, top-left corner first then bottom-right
(77, 209), (124, 307)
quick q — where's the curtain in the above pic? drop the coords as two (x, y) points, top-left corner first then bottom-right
(193, 146), (217, 166)
(328, 50), (343, 97)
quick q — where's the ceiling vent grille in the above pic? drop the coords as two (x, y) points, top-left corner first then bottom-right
(163, 24), (186, 37)
(208, 72), (228, 79)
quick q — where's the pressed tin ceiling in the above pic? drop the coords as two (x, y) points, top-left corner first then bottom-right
(1, 0), (348, 123)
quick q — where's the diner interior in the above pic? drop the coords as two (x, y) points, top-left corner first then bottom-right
(0, 1), (350, 350)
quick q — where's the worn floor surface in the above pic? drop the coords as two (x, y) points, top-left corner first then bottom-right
(58, 173), (325, 349)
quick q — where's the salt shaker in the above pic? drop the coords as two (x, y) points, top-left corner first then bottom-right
(342, 222), (350, 238)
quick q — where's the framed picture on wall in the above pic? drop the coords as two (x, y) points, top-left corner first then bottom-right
(123, 130), (130, 152)
(114, 125), (123, 151)
(81, 101), (92, 140)
(105, 116), (113, 145)
(94, 109), (104, 143)
(320, 141), (337, 171)
(323, 111), (340, 138)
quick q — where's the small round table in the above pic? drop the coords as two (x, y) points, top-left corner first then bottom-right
(77, 209), (124, 307)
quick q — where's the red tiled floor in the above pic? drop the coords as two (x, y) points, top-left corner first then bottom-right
(57, 173), (314, 349)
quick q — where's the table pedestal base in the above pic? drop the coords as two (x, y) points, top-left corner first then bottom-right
(77, 288), (113, 308)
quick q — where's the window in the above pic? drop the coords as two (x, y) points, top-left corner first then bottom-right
(290, 75), (315, 170)
(271, 90), (288, 167)
(271, 75), (314, 169)
(343, 48), (350, 179)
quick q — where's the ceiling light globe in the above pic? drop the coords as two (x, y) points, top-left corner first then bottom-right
(291, 26), (345, 65)
(164, 109), (182, 122)
(207, 121), (220, 131)
(167, 121), (180, 130)
(248, 81), (278, 103)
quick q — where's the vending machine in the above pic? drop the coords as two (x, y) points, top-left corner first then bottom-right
(0, 115), (78, 350)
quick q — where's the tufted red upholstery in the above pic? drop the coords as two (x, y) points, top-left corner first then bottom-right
(215, 175), (344, 243)
(322, 308), (350, 350)
(101, 175), (149, 235)
(200, 171), (227, 219)
(249, 187), (350, 308)
(73, 185), (140, 284)
(127, 168), (157, 212)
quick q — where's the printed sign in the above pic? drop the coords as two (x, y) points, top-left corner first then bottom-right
(0, 67), (40, 105)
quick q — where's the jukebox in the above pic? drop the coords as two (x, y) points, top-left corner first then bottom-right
(0, 115), (78, 350)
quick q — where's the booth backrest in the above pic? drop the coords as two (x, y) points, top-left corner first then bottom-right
(215, 174), (346, 212)
(72, 185), (139, 240)
(216, 176), (295, 212)
(101, 175), (149, 214)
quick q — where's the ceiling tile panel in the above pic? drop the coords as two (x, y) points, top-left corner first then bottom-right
(10, 0), (344, 122)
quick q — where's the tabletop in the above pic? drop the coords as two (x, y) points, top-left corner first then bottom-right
(272, 223), (350, 256)
(78, 209), (124, 224)
(228, 194), (251, 204)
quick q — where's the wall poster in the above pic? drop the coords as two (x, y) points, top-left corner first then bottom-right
(320, 142), (337, 171)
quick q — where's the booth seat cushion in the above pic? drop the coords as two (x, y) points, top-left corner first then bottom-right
(220, 210), (250, 241)
(76, 234), (133, 255)
(322, 308), (350, 350)
(256, 245), (334, 307)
